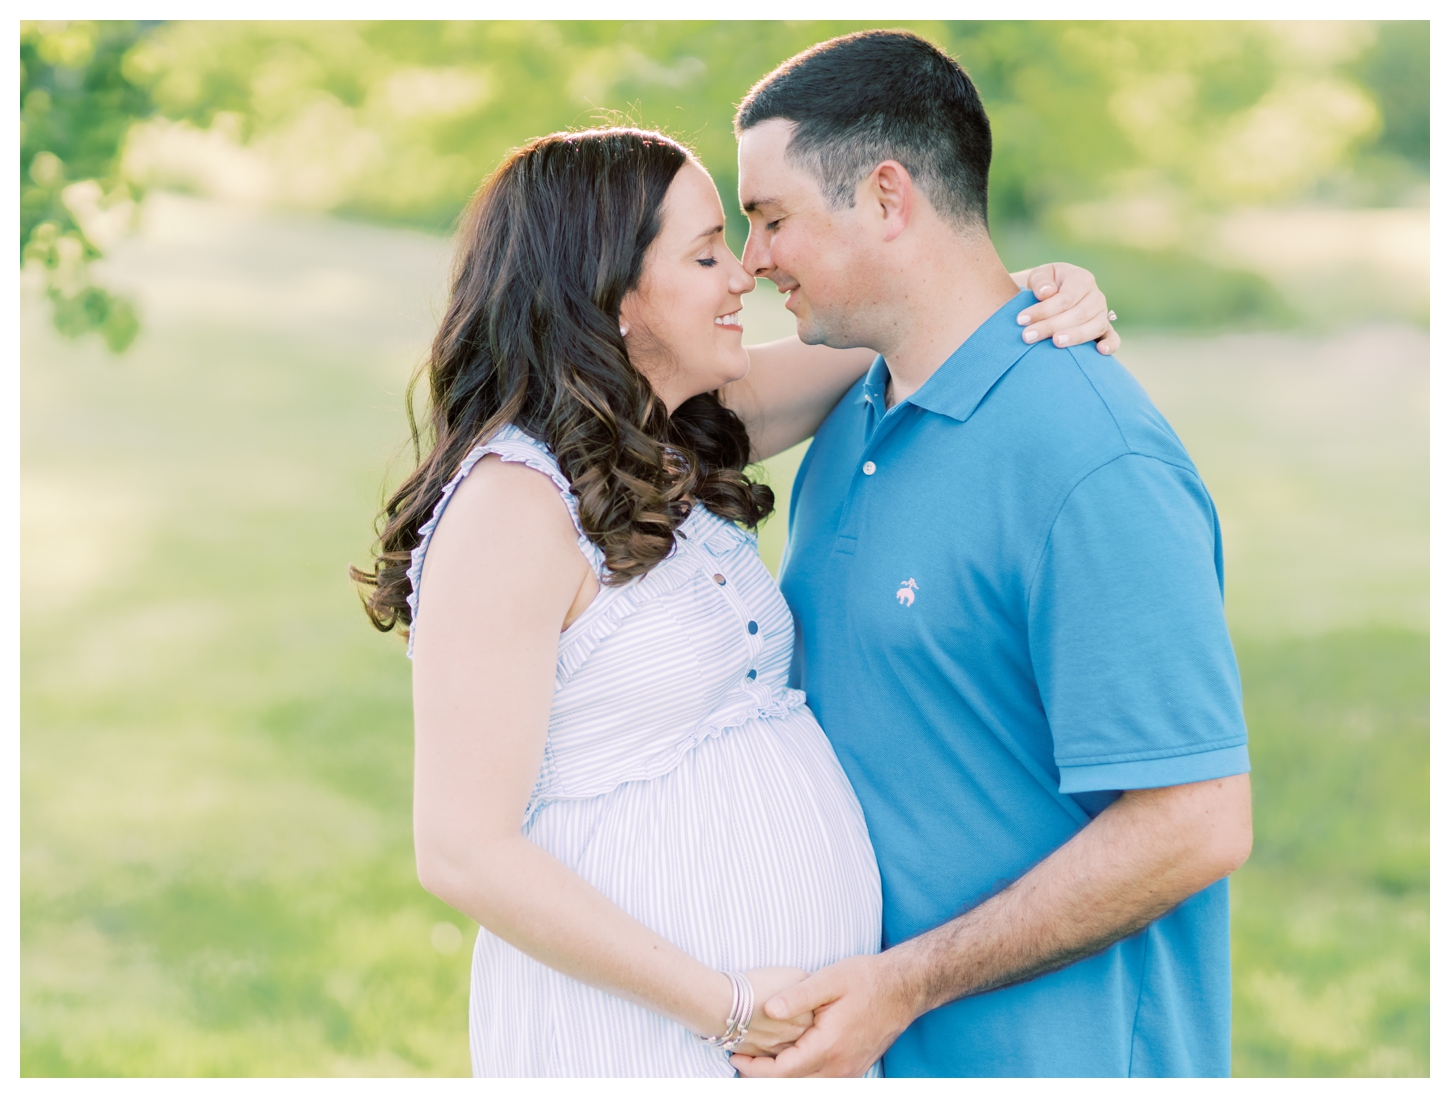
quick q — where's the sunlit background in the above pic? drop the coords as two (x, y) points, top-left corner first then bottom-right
(20, 20), (1428, 1076)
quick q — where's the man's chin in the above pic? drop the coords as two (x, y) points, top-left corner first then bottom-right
(795, 314), (860, 350)
(793, 312), (832, 347)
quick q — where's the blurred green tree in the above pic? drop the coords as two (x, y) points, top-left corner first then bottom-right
(18, 20), (1430, 347)
(1340, 21), (1430, 204)
(21, 20), (155, 352)
(1354, 21), (1430, 168)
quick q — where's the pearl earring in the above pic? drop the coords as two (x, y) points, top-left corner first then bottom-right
(619, 325), (628, 337)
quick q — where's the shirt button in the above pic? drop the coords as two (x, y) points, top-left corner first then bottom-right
(862, 461), (877, 475)
(746, 669), (757, 680)
(713, 573), (726, 586)
(747, 621), (758, 634)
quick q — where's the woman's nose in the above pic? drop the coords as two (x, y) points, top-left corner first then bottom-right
(727, 251), (755, 295)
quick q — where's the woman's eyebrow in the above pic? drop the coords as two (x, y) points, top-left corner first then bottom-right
(692, 223), (725, 241)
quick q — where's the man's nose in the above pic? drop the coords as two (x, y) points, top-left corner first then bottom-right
(742, 228), (772, 279)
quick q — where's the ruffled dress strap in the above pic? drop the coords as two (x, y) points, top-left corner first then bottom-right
(406, 424), (604, 659)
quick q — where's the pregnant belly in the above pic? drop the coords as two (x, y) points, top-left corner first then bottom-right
(526, 708), (883, 973)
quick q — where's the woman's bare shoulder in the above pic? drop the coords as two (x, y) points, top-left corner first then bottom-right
(426, 453), (582, 571)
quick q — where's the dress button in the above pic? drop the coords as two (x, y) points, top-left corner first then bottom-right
(713, 573), (726, 586)
(746, 669), (757, 680)
(747, 621), (758, 635)
(862, 461), (877, 475)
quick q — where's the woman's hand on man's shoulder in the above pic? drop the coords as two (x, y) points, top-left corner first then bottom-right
(1013, 262), (1121, 356)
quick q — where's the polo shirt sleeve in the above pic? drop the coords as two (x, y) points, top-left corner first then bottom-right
(1027, 453), (1249, 794)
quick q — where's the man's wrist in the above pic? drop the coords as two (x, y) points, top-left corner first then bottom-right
(874, 943), (933, 1033)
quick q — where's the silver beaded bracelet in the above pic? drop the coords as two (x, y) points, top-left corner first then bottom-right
(698, 971), (755, 1052)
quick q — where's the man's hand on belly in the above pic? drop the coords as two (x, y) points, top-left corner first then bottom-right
(733, 773), (1253, 1077)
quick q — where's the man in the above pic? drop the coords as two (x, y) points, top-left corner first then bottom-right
(729, 31), (1252, 1078)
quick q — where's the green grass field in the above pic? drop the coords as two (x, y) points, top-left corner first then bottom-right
(20, 196), (1428, 1076)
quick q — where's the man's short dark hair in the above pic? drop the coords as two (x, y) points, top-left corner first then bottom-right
(734, 30), (992, 233)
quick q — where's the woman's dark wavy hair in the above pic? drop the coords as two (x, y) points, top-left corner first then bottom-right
(353, 127), (774, 633)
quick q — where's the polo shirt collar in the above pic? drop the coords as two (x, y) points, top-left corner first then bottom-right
(860, 354), (891, 418)
(899, 288), (1041, 423)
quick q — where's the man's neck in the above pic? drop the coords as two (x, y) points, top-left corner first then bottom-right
(878, 234), (1021, 407)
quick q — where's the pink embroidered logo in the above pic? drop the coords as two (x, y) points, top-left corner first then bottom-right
(896, 578), (919, 606)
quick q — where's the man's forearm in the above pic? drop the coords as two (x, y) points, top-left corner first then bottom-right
(885, 775), (1253, 1018)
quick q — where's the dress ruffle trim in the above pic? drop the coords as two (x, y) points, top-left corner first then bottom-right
(523, 687), (809, 821)
(552, 522), (701, 687)
(406, 424), (605, 659)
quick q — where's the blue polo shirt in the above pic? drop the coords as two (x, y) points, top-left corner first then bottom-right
(779, 289), (1249, 1077)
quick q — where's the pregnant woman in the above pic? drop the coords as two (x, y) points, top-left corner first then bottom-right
(352, 127), (1115, 1076)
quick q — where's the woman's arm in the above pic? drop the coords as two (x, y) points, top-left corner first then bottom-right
(410, 458), (809, 1053)
(724, 340), (876, 463)
(721, 263), (1120, 462)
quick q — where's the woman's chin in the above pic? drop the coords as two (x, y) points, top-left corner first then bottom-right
(722, 347), (751, 383)
(671, 350), (751, 403)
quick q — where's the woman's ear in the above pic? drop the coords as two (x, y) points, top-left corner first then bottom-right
(618, 289), (640, 340)
(866, 160), (913, 243)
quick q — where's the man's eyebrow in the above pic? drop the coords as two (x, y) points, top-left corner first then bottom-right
(741, 198), (779, 214)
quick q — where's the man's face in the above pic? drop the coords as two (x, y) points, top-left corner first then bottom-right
(737, 119), (874, 349)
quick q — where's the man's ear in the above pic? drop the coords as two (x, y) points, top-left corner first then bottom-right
(864, 160), (913, 243)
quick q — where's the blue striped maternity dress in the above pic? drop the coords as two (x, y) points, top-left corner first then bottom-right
(407, 425), (883, 1077)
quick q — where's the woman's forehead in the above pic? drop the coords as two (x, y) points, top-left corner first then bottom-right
(661, 162), (725, 236)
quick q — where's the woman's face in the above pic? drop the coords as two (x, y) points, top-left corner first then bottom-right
(620, 161), (755, 413)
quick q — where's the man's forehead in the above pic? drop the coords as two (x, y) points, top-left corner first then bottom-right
(737, 119), (804, 209)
